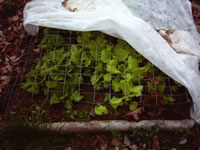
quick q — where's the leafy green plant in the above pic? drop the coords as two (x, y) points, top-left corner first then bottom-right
(94, 105), (108, 115)
(22, 30), (150, 113)
(129, 125), (160, 149)
(22, 30), (84, 111)
(22, 29), (179, 116)
(39, 28), (66, 52)
(147, 77), (176, 104)
(75, 110), (90, 122)
(112, 130), (123, 139)
(163, 96), (175, 104)
(67, 109), (78, 120)
(75, 133), (87, 140)
(129, 101), (139, 111)
(31, 105), (46, 125)
(76, 32), (152, 110)
(147, 78), (166, 94)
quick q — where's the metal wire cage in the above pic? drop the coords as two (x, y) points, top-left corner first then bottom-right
(0, 28), (191, 120)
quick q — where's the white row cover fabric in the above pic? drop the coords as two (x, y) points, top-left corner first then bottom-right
(23, 0), (200, 123)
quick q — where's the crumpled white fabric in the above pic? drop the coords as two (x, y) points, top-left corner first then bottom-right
(23, 0), (200, 123)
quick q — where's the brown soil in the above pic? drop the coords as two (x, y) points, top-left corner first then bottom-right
(5, 80), (191, 123)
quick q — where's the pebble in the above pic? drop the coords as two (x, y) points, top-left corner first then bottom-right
(178, 137), (187, 145)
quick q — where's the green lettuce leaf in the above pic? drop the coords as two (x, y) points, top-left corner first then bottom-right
(110, 97), (124, 109)
(94, 105), (108, 115)
(107, 59), (121, 74)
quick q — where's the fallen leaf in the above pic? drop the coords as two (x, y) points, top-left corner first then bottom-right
(8, 27), (11, 31)
(15, 67), (22, 75)
(108, 147), (115, 150)
(130, 144), (138, 150)
(142, 144), (146, 149)
(7, 17), (12, 23)
(125, 107), (144, 121)
(96, 135), (108, 150)
(100, 144), (106, 150)
(2, 64), (13, 73)
(28, 116), (32, 121)
(91, 139), (98, 149)
(96, 135), (106, 145)
(10, 56), (17, 62)
(152, 136), (159, 150)
(17, 10), (22, 15)
(123, 135), (131, 146)
(19, 33), (25, 39)
(2, 78), (10, 85)
(0, 30), (4, 38)
(7, 34), (15, 41)
(5, 55), (9, 62)
(12, 16), (19, 22)
(0, 76), (10, 85)
(0, 0), (5, 4)
(147, 109), (159, 117)
(33, 48), (40, 53)
(64, 147), (72, 150)
(13, 26), (18, 32)
(112, 138), (121, 147)
(1, 41), (10, 52)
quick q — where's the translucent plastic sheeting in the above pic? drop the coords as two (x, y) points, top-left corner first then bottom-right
(23, 0), (200, 123)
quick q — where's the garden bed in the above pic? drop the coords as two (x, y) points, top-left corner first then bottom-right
(2, 28), (192, 123)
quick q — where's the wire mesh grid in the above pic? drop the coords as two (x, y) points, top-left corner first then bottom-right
(1, 28), (191, 116)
